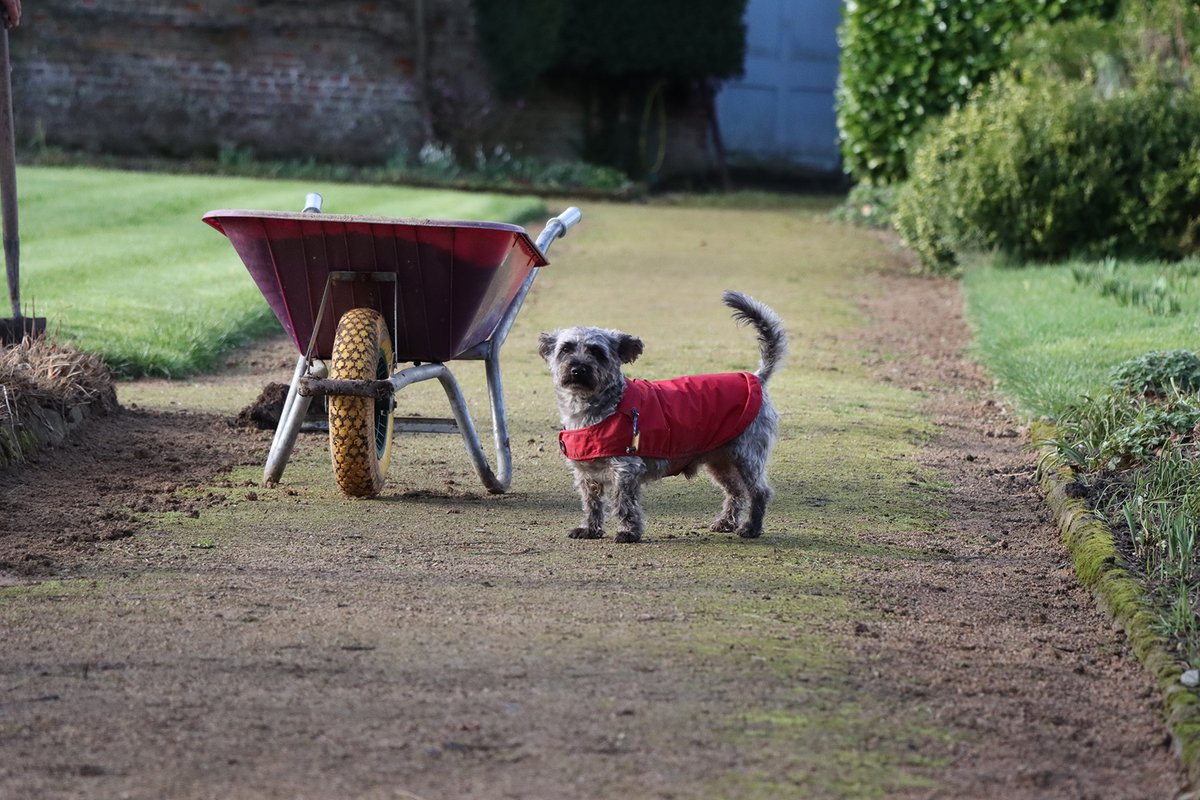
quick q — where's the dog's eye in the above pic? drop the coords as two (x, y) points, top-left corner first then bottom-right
(559, 341), (576, 354)
(586, 345), (607, 362)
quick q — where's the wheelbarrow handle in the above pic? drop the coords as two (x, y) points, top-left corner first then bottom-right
(488, 206), (582, 351)
(535, 206), (582, 254)
(557, 206), (582, 231)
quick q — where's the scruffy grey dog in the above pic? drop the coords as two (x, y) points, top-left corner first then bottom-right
(538, 290), (787, 543)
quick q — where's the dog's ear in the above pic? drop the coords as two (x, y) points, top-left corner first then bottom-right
(537, 331), (559, 362)
(615, 333), (643, 364)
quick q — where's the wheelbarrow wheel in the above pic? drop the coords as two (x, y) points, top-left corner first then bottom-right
(328, 308), (395, 497)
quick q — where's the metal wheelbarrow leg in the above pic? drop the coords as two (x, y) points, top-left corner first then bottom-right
(263, 354), (325, 486)
(262, 190), (332, 486)
(382, 359), (510, 493)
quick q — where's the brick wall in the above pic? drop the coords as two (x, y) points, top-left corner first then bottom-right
(9, 0), (476, 163)
(8, 1), (714, 175)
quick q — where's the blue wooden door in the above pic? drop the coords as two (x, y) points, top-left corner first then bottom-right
(716, 0), (842, 173)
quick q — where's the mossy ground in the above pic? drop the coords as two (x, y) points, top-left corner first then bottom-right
(71, 200), (953, 797)
(1, 198), (1030, 798)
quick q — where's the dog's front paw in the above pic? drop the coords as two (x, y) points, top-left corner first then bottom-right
(710, 517), (738, 533)
(614, 530), (642, 543)
(569, 526), (603, 540)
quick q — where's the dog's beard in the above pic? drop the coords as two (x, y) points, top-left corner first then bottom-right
(553, 366), (625, 429)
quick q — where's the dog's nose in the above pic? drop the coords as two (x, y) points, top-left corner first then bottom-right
(569, 364), (588, 378)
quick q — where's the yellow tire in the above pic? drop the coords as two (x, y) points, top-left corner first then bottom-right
(328, 308), (395, 497)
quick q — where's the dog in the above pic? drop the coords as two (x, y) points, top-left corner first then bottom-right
(537, 290), (787, 543)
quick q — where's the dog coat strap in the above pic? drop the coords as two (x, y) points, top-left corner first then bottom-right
(627, 409), (641, 454)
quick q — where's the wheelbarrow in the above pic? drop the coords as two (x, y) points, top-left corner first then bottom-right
(202, 195), (581, 498)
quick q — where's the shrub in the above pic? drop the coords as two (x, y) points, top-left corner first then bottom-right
(472, 0), (747, 177)
(895, 72), (1200, 272)
(830, 183), (898, 230)
(1111, 350), (1200, 397)
(475, 0), (747, 92)
(835, 0), (1116, 185)
(1008, 16), (1127, 86)
(1103, 401), (1200, 469)
(472, 0), (568, 98)
(1051, 387), (1200, 472)
(554, 0), (746, 81)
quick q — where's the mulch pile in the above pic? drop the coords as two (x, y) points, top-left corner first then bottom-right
(0, 335), (117, 467)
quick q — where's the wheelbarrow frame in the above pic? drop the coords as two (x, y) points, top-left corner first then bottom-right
(252, 197), (581, 494)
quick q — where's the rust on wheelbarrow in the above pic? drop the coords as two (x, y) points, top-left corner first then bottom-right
(201, 210), (548, 362)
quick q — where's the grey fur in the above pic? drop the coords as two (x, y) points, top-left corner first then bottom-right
(538, 290), (788, 543)
(723, 289), (787, 382)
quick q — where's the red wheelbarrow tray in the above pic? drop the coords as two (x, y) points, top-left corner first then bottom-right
(202, 209), (549, 363)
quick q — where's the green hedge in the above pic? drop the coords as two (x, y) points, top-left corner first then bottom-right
(473, 0), (746, 97)
(473, 0), (568, 98)
(836, 0), (1117, 185)
(555, 0), (746, 80)
(894, 72), (1200, 271)
(471, 0), (746, 177)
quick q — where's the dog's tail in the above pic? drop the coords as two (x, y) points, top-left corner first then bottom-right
(723, 290), (788, 383)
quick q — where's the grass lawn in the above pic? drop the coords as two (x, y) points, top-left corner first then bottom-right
(963, 257), (1200, 416)
(17, 166), (544, 377)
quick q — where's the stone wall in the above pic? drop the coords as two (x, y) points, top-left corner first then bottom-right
(7, 1), (715, 175)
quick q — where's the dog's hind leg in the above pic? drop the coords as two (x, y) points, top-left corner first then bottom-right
(570, 472), (606, 539)
(737, 480), (772, 539)
(706, 462), (746, 532)
(732, 459), (773, 539)
(728, 402), (779, 539)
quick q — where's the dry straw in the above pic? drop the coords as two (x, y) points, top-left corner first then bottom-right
(0, 334), (115, 419)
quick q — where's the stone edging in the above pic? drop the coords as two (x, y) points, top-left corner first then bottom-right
(1032, 420), (1200, 785)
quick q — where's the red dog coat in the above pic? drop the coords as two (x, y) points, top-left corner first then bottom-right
(558, 373), (763, 476)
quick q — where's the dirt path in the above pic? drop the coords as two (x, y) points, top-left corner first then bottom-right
(0, 201), (1186, 798)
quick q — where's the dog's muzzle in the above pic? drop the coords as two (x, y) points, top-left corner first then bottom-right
(562, 362), (594, 389)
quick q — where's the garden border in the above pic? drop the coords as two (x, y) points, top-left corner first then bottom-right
(1033, 420), (1200, 784)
